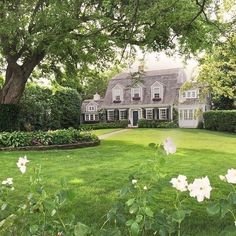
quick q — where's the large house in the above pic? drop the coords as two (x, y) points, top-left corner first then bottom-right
(81, 68), (211, 128)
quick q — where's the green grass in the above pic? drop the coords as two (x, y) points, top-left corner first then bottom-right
(0, 128), (235, 235)
(88, 128), (121, 136)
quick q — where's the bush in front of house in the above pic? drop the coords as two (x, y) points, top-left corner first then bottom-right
(80, 120), (129, 130)
(0, 128), (98, 148)
(138, 119), (178, 128)
(203, 110), (236, 133)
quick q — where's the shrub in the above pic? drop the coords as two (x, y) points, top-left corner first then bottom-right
(138, 119), (178, 128)
(0, 128), (98, 148)
(203, 110), (236, 133)
(80, 120), (129, 130)
(0, 105), (20, 131)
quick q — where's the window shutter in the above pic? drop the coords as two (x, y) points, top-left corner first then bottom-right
(142, 108), (146, 119)
(156, 108), (159, 119)
(114, 109), (119, 121)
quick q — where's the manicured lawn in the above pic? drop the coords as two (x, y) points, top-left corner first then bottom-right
(0, 128), (235, 235)
(88, 128), (122, 136)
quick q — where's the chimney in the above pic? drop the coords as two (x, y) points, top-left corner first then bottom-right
(93, 93), (101, 101)
(138, 64), (144, 73)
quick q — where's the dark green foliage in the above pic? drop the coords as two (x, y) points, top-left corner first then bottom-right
(80, 120), (128, 130)
(18, 85), (81, 131)
(138, 119), (178, 128)
(0, 104), (20, 131)
(0, 128), (98, 148)
(203, 110), (236, 132)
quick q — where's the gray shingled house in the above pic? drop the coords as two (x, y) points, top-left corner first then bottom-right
(81, 68), (210, 128)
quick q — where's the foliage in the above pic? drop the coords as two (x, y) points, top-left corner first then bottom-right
(197, 34), (236, 110)
(0, 128), (98, 148)
(18, 84), (81, 131)
(138, 119), (178, 128)
(0, 104), (20, 131)
(0, 0), (221, 103)
(80, 120), (129, 130)
(203, 110), (236, 132)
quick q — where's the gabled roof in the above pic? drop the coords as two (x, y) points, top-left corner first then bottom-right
(81, 99), (104, 113)
(102, 68), (187, 108)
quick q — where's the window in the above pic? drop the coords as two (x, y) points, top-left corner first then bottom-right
(119, 110), (126, 120)
(183, 90), (197, 99)
(107, 110), (114, 121)
(85, 114), (99, 121)
(179, 109), (196, 120)
(88, 105), (96, 111)
(146, 109), (153, 120)
(153, 87), (160, 98)
(112, 85), (123, 101)
(131, 87), (141, 100)
(159, 108), (167, 120)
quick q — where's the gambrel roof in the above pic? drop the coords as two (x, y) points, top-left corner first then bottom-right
(102, 68), (187, 108)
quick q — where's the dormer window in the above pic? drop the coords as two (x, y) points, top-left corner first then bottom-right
(151, 81), (163, 101)
(86, 102), (98, 112)
(112, 84), (123, 102)
(131, 86), (142, 101)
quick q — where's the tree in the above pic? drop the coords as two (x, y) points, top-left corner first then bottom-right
(197, 35), (236, 109)
(0, 0), (220, 104)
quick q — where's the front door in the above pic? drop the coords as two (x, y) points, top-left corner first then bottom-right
(133, 111), (139, 126)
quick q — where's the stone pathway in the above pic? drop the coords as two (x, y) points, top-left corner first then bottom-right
(98, 129), (130, 140)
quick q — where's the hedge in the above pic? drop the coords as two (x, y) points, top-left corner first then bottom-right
(0, 104), (20, 131)
(0, 128), (98, 148)
(80, 120), (129, 130)
(138, 119), (178, 128)
(203, 110), (236, 133)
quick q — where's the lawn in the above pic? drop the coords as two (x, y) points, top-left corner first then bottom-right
(0, 128), (235, 235)
(88, 128), (121, 136)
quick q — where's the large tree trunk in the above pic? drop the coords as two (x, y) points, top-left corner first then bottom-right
(0, 52), (44, 104)
(0, 73), (26, 104)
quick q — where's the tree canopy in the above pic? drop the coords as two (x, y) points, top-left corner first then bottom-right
(0, 0), (221, 103)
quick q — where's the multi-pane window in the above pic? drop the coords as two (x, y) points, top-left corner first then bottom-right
(113, 86), (123, 101)
(119, 110), (126, 120)
(179, 109), (195, 120)
(85, 114), (90, 121)
(95, 114), (99, 121)
(159, 108), (167, 120)
(85, 114), (99, 121)
(88, 105), (96, 111)
(133, 88), (140, 97)
(146, 109), (153, 120)
(183, 90), (197, 99)
(153, 87), (160, 98)
(107, 110), (115, 121)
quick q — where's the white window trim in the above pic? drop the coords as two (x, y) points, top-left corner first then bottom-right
(131, 86), (142, 101)
(146, 108), (153, 120)
(151, 81), (164, 100)
(159, 108), (167, 120)
(112, 84), (124, 101)
(86, 102), (98, 112)
(179, 109), (196, 120)
(119, 109), (127, 120)
(85, 113), (99, 121)
(107, 109), (115, 121)
(182, 90), (198, 99)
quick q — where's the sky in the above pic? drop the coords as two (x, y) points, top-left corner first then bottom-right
(126, 51), (199, 80)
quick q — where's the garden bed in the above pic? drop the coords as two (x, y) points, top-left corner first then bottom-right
(0, 140), (100, 151)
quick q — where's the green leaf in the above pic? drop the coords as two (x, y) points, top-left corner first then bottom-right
(129, 204), (138, 214)
(126, 198), (135, 206)
(220, 199), (231, 218)
(131, 222), (139, 236)
(74, 222), (90, 236)
(126, 219), (134, 226)
(145, 207), (154, 217)
(172, 210), (188, 223)
(1, 203), (7, 211)
(229, 192), (236, 205)
(30, 225), (39, 234)
(136, 214), (143, 223)
(207, 202), (221, 216)
(51, 209), (57, 216)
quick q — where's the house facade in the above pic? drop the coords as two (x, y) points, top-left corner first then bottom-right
(81, 68), (210, 128)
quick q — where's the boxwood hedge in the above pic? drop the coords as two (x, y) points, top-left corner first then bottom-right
(203, 110), (236, 133)
(0, 128), (98, 148)
(80, 120), (129, 130)
(138, 119), (178, 128)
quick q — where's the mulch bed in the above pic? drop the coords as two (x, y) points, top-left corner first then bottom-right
(0, 140), (100, 152)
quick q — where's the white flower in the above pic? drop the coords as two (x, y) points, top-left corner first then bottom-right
(170, 175), (188, 192)
(132, 179), (137, 185)
(188, 176), (212, 202)
(17, 156), (29, 174)
(2, 178), (13, 186)
(219, 175), (226, 181)
(234, 221), (236, 227)
(143, 186), (147, 190)
(225, 169), (236, 184)
(163, 137), (176, 155)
